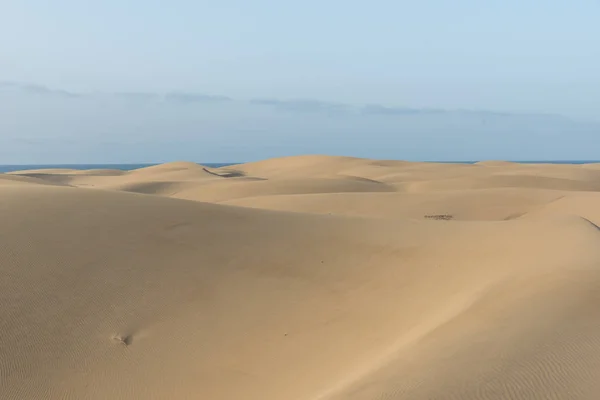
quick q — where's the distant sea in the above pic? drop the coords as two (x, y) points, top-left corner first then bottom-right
(0, 163), (237, 173)
(1, 160), (600, 174)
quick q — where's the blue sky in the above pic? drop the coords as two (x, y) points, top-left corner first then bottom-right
(1, 1), (599, 162)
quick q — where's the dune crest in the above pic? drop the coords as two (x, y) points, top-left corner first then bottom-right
(4, 155), (600, 399)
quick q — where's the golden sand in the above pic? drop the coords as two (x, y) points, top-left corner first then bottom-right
(3, 156), (600, 399)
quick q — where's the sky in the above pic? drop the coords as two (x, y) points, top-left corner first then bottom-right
(1, 0), (599, 163)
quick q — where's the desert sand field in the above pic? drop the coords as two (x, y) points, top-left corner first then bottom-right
(3, 155), (600, 399)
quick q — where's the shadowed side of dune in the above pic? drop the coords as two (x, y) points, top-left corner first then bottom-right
(0, 174), (71, 187)
(324, 266), (600, 400)
(169, 177), (395, 203)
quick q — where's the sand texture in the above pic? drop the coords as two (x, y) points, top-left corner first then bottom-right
(3, 155), (600, 399)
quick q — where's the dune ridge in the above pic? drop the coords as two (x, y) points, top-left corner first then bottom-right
(3, 155), (600, 399)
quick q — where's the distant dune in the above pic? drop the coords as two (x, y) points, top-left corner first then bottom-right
(4, 155), (600, 399)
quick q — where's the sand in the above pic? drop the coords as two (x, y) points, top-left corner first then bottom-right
(3, 156), (600, 399)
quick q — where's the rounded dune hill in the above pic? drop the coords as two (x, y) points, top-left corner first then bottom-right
(4, 155), (600, 399)
(233, 154), (368, 178)
(126, 161), (208, 176)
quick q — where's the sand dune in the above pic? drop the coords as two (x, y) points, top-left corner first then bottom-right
(222, 188), (564, 220)
(0, 173), (69, 187)
(4, 156), (600, 399)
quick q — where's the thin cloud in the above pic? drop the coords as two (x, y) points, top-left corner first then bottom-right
(163, 92), (232, 103)
(0, 81), (80, 98)
(0, 81), (571, 121)
(249, 98), (350, 114)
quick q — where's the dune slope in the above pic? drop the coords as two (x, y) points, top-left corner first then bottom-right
(3, 156), (600, 399)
